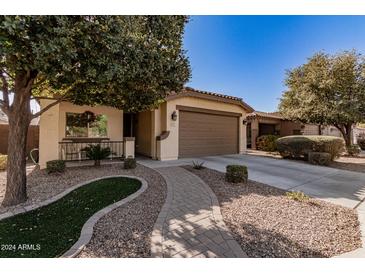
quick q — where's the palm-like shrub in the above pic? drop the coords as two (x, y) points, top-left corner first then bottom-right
(82, 144), (111, 166)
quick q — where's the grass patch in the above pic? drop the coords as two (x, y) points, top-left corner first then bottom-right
(0, 177), (141, 258)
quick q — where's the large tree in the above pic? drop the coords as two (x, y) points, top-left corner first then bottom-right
(0, 16), (190, 206)
(279, 51), (365, 146)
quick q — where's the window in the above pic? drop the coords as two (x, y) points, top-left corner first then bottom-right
(65, 112), (108, 138)
(293, 129), (302, 135)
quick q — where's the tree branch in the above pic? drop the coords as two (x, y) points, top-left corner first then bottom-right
(0, 73), (10, 113)
(0, 68), (15, 81)
(31, 98), (63, 119)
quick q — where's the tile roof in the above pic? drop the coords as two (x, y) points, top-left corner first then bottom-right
(247, 111), (283, 120)
(167, 87), (255, 112)
(183, 87), (244, 102)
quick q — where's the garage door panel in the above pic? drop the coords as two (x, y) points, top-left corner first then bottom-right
(179, 111), (238, 157)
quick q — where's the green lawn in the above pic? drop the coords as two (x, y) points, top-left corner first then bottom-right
(0, 177), (141, 258)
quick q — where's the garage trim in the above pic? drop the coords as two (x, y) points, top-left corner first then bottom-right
(176, 105), (242, 117)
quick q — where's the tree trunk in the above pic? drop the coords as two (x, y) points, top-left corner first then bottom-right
(336, 124), (353, 147)
(344, 124), (353, 147)
(1, 72), (34, 206)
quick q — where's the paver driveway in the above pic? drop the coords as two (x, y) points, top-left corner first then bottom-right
(140, 154), (365, 209)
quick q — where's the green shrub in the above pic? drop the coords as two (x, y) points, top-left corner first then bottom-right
(226, 165), (248, 183)
(286, 191), (310, 202)
(0, 154), (7, 170)
(124, 157), (136, 169)
(46, 160), (66, 174)
(192, 160), (205, 170)
(81, 144), (111, 166)
(276, 135), (344, 160)
(256, 135), (278, 152)
(346, 145), (361, 156)
(308, 152), (331, 166)
(358, 138), (365, 150)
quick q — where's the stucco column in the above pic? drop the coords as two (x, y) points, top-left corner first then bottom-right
(39, 99), (61, 169)
(239, 116), (247, 153)
(251, 119), (259, 150)
(123, 137), (135, 159)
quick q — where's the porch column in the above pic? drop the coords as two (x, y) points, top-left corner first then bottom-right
(251, 119), (259, 150)
(123, 137), (135, 159)
(39, 99), (61, 169)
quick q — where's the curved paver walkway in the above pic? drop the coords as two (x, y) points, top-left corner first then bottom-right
(150, 166), (246, 258)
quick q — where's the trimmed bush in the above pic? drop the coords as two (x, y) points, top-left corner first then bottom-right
(308, 152), (331, 166)
(81, 144), (111, 166)
(226, 165), (248, 183)
(256, 135), (278, 152)
(124, 157), (136, 169)
(346, 145), (361, 156)
(0, 154), (7, 171)
(276, 135), (344, 161)
(358, 138), (365, 150)
(46, 160), (66, 174)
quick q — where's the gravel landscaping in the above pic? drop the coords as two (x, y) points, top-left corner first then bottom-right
(184, 166), (362, 258)
(0, 163), (166, 258)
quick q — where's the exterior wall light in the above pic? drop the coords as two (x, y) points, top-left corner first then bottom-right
(242, 119), (247, 125)
(171, 111), (178, 121)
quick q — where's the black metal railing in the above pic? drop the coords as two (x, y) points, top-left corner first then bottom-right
(58, 140), (124, 161)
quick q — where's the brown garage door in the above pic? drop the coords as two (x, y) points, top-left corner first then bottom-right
(179, 110), (239, 157)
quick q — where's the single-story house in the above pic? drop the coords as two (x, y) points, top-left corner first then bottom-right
(38, 87), (254, 168)
(0, 109), (39, 157)
(246, 110), (361, 149)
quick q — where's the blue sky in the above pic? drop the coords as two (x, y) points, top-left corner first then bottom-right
(183, 16), (365, 112)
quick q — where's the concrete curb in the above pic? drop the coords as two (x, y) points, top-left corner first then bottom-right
(0, 175), (147, 222)
(149, 168), (174, 258)
(335, 205), (365, 258)
(61, 175), (148, 258)
(0, 175), (148, 258)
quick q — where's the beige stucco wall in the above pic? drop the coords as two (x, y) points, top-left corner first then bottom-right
(58, 102), (123, 141)
(39, 99), (60, 169)
(39, 100), (123, 168)
(156, 96), (249, 161)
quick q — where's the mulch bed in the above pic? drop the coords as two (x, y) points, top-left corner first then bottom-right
(184, 166), (362, 258)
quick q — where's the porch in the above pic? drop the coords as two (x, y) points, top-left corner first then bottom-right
(58, 139), (124, 161)
(38, 99), (135, 168)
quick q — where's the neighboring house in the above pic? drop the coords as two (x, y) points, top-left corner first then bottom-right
(38, 87), (254, 168)
(246, 110), (361, 149)
(246, 111), (305, 149)
(0, 109), (39, 156)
